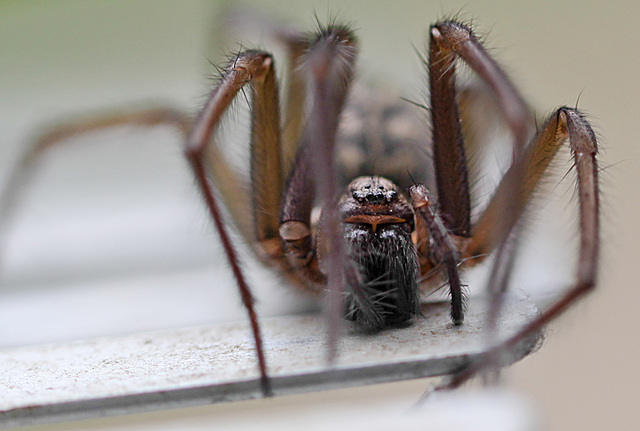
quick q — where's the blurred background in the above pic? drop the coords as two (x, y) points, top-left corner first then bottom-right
(1, 0), (638, 430)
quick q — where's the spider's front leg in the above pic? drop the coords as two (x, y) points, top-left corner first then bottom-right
(185, 50), (281, 396)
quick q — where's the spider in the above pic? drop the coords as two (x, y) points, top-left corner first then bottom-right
(184, 17), (599, 395)
(10, 17), (599, 399)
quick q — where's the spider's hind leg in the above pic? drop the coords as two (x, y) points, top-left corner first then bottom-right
(0, 107), (191, 261)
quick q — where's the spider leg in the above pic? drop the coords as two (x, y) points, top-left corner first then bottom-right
(420, 19), (539, 335)
(429, 20), (537, 306)
(409, 185), (465, 324)
(249, 55), (284, 247)
(0, 107), (190, 261)
(279, 26), (358, 362)
(428, 24), (472, 237)
(426, 21), (599, 390)
(423, 20), (535, 323)
(444, 107), (600, 389)
(186, 51), (280, 396)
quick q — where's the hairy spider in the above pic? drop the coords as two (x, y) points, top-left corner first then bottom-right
(185, 18), (599, 395)
(10, 17), (599, 399)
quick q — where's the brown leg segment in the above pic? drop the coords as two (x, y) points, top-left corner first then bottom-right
(444, 107), (600, 389)
(249, 53), (284, 244)
(428, 25), (472, 237)
(185, 51), (279, 396)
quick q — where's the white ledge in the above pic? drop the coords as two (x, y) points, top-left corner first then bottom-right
(0, 292), (541, 428)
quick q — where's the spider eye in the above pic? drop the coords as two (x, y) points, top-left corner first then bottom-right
(364, 190), (385, 204)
